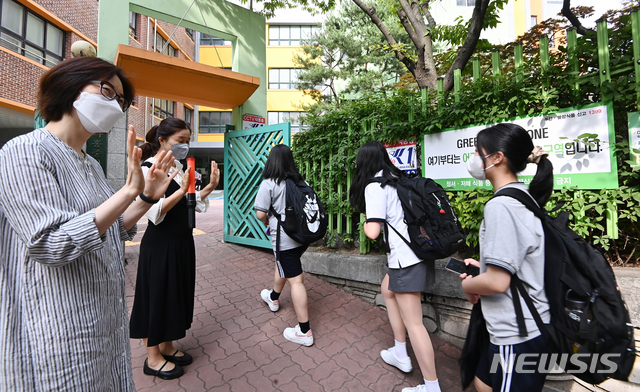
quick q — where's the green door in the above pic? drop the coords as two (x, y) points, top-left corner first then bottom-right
(223, 123), (291, 248)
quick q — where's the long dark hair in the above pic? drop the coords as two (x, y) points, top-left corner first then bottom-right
(140, 118), (191, 161)
(349, 141), (403, 213)
(262, 144), (303, 184)
(476, 123), (554, 206)
(38, 56), (134, 123)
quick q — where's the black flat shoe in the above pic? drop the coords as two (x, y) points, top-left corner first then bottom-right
(143, 359), (184, 380)
(162, 349), (193, 366)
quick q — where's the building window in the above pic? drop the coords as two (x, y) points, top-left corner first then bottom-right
(155, 32), (176, 56)
(153, 98), (174, 119)
(456, 0), (475, 5)
(268, 68), (300, 90)
(530, 16), (538, 28)
(184, 106), (193, 128)
(268, 111), (306, 133)
(0, 0), (64, 67)
(129, 11), (137, 39)
(269, 25), (319, 46)
(199, 111), (232, 133)
(185, 28), (194, 41)
(200, 34), (231, 46)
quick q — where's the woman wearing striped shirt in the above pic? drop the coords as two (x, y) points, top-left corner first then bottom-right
(0, 57), (177, 391)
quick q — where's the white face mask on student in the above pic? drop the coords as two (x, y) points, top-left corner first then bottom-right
(73, 92), (124, 134)
(466, 153), (495, 181)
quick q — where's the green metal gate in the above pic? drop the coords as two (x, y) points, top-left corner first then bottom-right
(223, 123), (291, 248)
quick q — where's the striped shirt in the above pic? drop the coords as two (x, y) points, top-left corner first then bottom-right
(0, 129), (137, 391)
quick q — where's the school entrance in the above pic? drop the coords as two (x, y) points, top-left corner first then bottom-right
(223, 123), (291, 249)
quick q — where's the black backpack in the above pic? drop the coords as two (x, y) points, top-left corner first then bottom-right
(367, 176), (466, 260)
(496, 188), (635, 384)
(270, 178), (327, 258)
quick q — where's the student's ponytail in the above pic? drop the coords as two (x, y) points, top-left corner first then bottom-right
(140, 125), (160, 161)
(529, 154), (554, 207)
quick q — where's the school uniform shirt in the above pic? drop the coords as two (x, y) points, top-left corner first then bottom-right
(0, 128), (137, 391)
(254, 179), (302, 252)
(139, 158), (209, 225)
(479, 182), (550, 346)
(365, 172), (421, 269)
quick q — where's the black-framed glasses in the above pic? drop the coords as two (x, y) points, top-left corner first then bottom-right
(90, 80), (131, 111)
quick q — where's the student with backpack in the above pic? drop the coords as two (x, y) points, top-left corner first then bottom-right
(350, 141), (441, 392)
(254, 144), (320, 346)
(459, 123), (553, 392)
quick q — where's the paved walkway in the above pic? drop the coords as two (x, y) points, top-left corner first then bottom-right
(124, 200), (472, 392)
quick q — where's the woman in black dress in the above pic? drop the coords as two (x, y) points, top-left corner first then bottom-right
(130, 118), (220, 380)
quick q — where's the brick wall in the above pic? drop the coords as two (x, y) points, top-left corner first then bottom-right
(156, 20), (195, 60)
(1, 0), (98, 108)
(0, 51), (47, 107)
(35, 0), (98, 42)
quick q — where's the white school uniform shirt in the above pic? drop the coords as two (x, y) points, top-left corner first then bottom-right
(140, 158), (210, 225)
(364, 171), (422, 269)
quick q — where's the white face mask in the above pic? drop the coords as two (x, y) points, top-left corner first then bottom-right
(466, 153), (495, 181)
(73, 92), (124, 134)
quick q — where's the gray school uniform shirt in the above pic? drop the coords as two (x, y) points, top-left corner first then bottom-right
(480, 182), (550, 346)
(254, 179), (302, 252)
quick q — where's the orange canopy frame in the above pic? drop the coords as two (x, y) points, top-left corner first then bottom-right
(114, 44), (260, 110)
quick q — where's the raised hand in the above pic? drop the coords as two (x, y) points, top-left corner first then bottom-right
(209, 161), (220, 188)
(180, 165), (190, 194)
(143, 149), (177, 200)
(125, 125), (145, 195)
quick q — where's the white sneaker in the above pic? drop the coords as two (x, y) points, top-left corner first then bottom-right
(260, 289), (279, 312)
(283, 325), (314, 346)
(401, 385), (426, 392)
(381, 347), (412, 373)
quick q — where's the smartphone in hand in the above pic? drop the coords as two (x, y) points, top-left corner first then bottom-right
(445, 257), (480, 277)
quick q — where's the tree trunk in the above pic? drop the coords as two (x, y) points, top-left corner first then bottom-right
(561, 0), (592, 36)
(442, 0), (490, 92)
(352, 0), (497, 92)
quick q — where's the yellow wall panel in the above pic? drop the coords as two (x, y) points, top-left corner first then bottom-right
(200, 46), (233, 67)
(530, 0), (543, 22)
(267, 47), (304, 68)
(200, 107), (232, 112)
(267, 90), (315, 111)
(197, 134), (225, 142)
(513, 0), (526, 39)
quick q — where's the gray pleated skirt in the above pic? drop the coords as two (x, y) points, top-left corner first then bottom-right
(386, 259), (436, 293)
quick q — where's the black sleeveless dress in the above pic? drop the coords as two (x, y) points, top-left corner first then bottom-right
(129, 164), (196, 346)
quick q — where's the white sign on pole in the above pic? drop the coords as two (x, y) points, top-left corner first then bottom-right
(422, 103), (617, 190)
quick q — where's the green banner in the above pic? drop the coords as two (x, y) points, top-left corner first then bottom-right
(423, 102), (618, 190)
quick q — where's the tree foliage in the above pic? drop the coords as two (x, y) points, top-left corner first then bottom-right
(235, 0), (336, 19)
(293, 1), (410, 103)
(292, 2), (640, 265)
